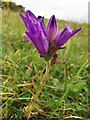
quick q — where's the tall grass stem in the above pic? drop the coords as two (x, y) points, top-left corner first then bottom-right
(25, 61), (50, 119)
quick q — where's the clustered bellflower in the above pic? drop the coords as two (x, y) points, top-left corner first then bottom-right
(19, 10), (81, 63)
(19, 11), (81, 118)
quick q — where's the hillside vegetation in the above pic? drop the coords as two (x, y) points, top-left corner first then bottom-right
(1, 9), (89, 119)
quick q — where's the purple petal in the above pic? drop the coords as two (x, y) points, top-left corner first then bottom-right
(26, 10), (38, 22)
(55, 28), (72, 47)
(26, 20), (37, 34)
(23, 36), (32, 42)
(65, 23), (73, 31)
(19, 13), (28, 28)
(25, 28), (48, 55)
(55, 23), (81, 47)
(46, 15), (57, 42)
(72, 28), (81, 36)
(65, 23), (71, 28)
(38, 16), (46, 36)
(38, 30), (49, 54)
(19, 13), (35, 33)
(19, 11), (49, 55)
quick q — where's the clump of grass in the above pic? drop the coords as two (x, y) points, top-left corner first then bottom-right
(0, 9), (89, 119)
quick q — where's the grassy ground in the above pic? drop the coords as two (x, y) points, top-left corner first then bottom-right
(0, 9), (89, 119)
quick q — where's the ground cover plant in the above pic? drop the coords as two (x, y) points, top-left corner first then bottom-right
(0, 9), (89, 120)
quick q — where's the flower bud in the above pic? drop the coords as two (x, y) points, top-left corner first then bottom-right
(51, 54), (58, 65)
(52, 45), (57, 53)
(20, 81), (26, 84)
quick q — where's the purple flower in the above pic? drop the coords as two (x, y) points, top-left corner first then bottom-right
(19, 10), (48, 55)
(55, 23), (81, 47)
(19, 10), (81, 57)
(46, 15), (57, 42)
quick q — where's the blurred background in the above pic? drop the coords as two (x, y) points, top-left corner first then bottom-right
(11, 0), (89, 23)
(1, 0), (89, 23)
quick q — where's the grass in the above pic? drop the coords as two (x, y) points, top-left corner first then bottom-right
(0, 9), (89, 119)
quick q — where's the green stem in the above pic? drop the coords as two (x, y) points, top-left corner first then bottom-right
(25, 61), (50, 119)
(64, 63), (67, 92)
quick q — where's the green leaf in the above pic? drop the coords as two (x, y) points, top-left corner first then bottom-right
(48, 97), (55, 107)
(73, 81), (86, 91)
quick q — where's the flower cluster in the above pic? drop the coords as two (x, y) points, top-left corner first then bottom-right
(19, 10), (81, 63)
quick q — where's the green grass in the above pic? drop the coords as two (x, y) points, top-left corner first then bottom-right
(0, 9), (89, 119)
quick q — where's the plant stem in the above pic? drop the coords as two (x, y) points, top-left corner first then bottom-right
(64, 63), (67, 92)
(25, 61), (50, 119)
